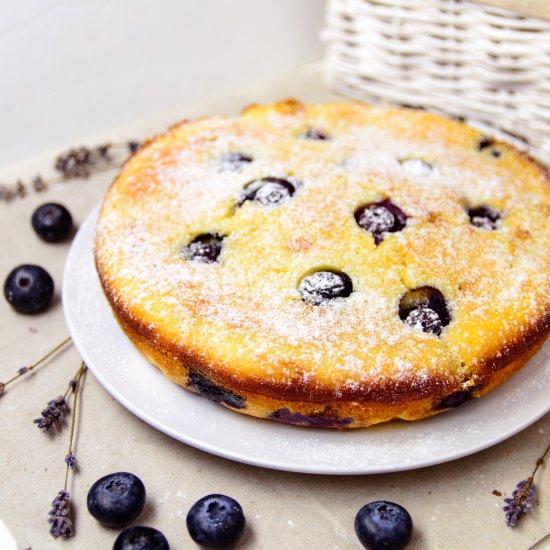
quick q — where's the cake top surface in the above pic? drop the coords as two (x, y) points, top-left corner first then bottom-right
(94, 100), (550, 401)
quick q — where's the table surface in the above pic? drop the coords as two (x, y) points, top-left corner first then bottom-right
(1, 65), (549, 550)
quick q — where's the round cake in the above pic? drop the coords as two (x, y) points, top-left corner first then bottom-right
(94, 100), (550, 428)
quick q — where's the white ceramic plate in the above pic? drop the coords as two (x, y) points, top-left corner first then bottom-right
(63, 205), (550, 475)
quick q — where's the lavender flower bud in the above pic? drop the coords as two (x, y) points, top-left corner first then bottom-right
(48, 490), (73, 538)
(49, 516), (73, 538)
(128, 141), (141, 153)
(49, 490), (70, 516)
(65, 453), (76, 470)
(32, 175), (47, 192)
(97, 144), (111, 158)
(33, 396), (68, 433)
(15, 180), (26, 197)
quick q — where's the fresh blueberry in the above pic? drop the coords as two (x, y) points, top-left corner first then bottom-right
(404, 306), (442, 336)
(186, 494), (245, 549)
(31, 203), (73, 242)
(219, 152), (253, 172)
(269, 408), (352, 428)
(399, 286), (450, 336)
(302, 128), (330, 140)
(355, 199), (407, 245)
(354, 501), (413, 550)
(4, 264), (54, 314)
(477, 137), (494, 151)
(436, 387), (475, 410)
(189, 372), (246, 409)
(87, 472), (146, 528)
(238, 177), (296, 207)
(113, 526), (169, 550)
(477, 137), (502, 159)
(183, 233), (224, 264)
(298, 270), (353, 306)
(467, 205), (500, 230)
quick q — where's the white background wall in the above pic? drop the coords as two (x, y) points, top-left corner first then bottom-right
(0, 0), (324, 165)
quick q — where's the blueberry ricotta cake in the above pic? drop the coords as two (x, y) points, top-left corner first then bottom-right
(94, 100), (550, 428)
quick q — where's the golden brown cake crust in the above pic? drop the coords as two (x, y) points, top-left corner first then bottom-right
(94, 100), (550, 428)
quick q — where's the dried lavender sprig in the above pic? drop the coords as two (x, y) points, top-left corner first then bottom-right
(1, 141), (140, 202)
(0, 336), (72, 398)
(33, 362), (86, 433)
(55, 144), (112, 179)
(503, 442), (550, 527)
(1, 163), (116, 201)
(63, 363), (86, 488)
(503, 481), (536, 527)
(47, 362), (86, 539)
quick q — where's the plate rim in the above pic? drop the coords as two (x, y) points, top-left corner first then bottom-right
(62, 204), (550, 475)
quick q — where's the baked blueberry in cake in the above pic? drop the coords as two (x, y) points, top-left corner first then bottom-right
(94, 100), (550, 428)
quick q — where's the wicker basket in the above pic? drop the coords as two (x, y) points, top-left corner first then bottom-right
(322, 0), (550, 162)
